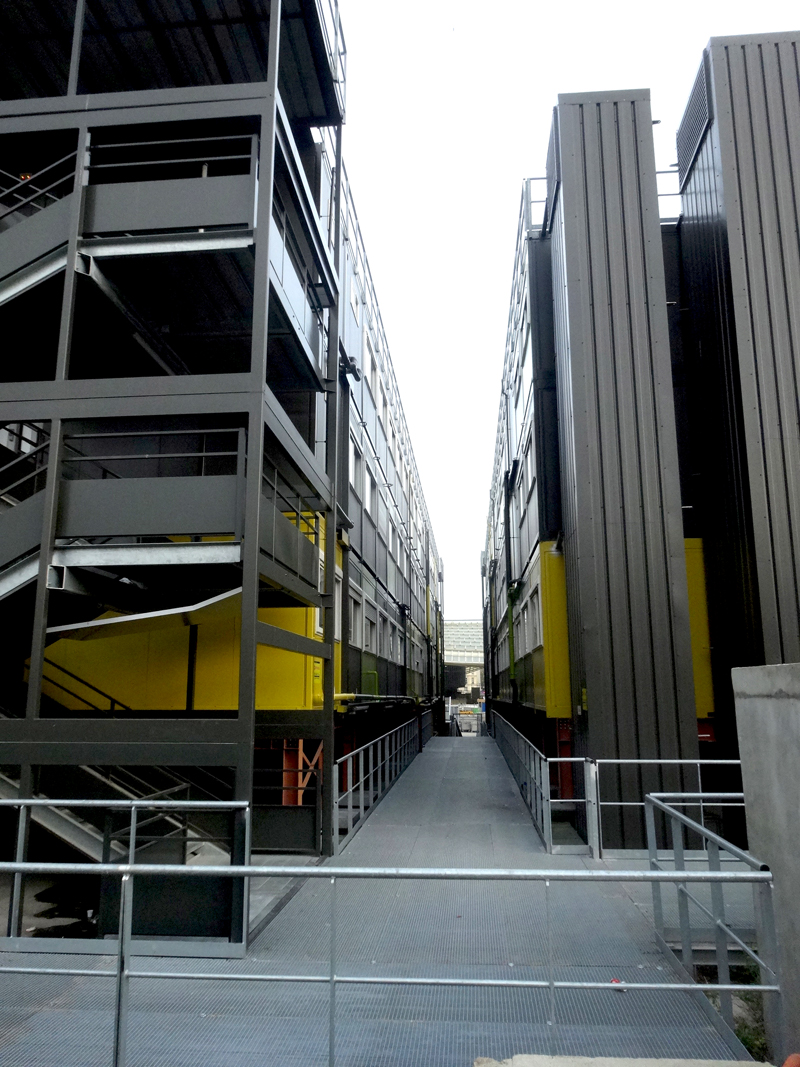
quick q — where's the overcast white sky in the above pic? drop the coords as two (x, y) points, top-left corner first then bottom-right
(337, 0), (797, 620)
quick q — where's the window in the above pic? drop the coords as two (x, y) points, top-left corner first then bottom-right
(531, 588), (541, 648)
(349, 274), (360, 323)
(522, 604), (529, 654)
(349, 436), (363, 498)
(389, 624), (396, 660)
(380, 386), (388, 428)
(379, 615), (387, 657)
(364, 617), (375, 653)
(369, 351), (378, 399)
(364, 471), (376, 516)
(349, 596), (362, 646)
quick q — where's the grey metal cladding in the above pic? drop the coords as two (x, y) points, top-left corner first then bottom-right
(544, 108), (561, 233)
(552, 91), (698, 761)
(677, 54), (713, 189)
(705, 33), (800, 665)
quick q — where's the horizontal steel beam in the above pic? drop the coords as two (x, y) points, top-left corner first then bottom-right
(0, 861), (772, 882)
(81, 229), (254, 259)
(53, 540), (241, 568)
(256, 620), (329, 659)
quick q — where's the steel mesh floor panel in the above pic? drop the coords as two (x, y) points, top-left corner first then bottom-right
(0, 737), (746, 1066)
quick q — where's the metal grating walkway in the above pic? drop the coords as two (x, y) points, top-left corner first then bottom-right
(0, 737), (747, 1066)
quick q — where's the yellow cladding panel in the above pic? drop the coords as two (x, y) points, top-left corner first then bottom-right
(540, 541), (572, 718)
(44, 625), (190, 710)
(194, 616), (239, 709)
(684, 539), (715, 719)
(43, 604), (333, 714)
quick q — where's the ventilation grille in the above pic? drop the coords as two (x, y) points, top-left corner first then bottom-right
(544, 108), (561, 232)
(677, 56), (712, 188)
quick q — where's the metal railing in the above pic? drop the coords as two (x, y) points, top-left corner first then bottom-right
(2, 797), (248, 945)
(0, 853), (777, 1067)
(39, 658), (132, 715)
(0, 150), (78, 226)
(87, 132), (258, 185)
(646, 792), (780, 1039)
(492, 714), (743, 856)
(493, 713), (581, 852)
(333, 717), (419, 853)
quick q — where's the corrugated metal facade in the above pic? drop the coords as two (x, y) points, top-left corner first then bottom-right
(548, 90), (698, 770)
(680, 34), (800, 670)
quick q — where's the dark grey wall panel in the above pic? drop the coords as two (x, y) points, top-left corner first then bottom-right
(550, 90), (698, 771)
(0, 491), (44, 568)
(0, 193), (72, 282)
(84, 174), (253, 234)
(704, 34), (800, 665)
(58, 475), (237, 537)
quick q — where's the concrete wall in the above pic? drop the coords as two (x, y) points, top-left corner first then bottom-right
(732, 662), (800, 1057)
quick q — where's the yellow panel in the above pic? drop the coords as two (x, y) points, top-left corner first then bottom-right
(42, 598), (334, 717)
(540, 540), (572, 718)
(194, 616), (239, 710)
(685, 538), (715, 718)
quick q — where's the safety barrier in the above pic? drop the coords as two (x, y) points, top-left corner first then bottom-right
(492, 713), (743, 856)
(0, 852), (777, 1067)
(333, 717), (419, 853)
(646, 792), (780, 1040)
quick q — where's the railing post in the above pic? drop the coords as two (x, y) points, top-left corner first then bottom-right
(545, 877), (554, 1054)
(368, 742), (374, 810)
(328, 875), (337, 1067)
(346, 755), (352, 844)
(112, 872), (134, 1067)
(359, 748), (365, 824)
(8, 802), (29, 938)
(543, 755), (553, 854)
(707, 841), (734, 1029)
(644, 798), (664, 939)
(332, 760), (339, 857)
(584, 759), (600, 858)
(670, 814), (694, 972)
(754, 879), (784, 1062)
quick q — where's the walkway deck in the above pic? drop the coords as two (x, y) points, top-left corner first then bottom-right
(0, 736), (747, 1066)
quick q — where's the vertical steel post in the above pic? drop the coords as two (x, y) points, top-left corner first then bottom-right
(644, 799), (664, 938)
(545, 878), (554, 1054)
(66, 0), (86, 96)
(346, 755), (352, 845)
(112, 873), (134, 1067)
(368, 742), (374, 811)
(583, 759), (600, 858)
(543, 754), (553, 854)
(8, 803), (29, 938)
(332, 760), (339, 857)
(707, 841), (734, 1028)
(671, 815), (693, 971)
(359, 749), (364, 824)
(328, 875), (337, 1067)
(321, 118), (344, 858)
(754, 879), (784, 1062)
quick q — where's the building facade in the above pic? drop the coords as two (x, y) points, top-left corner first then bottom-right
(0, 0), (442, 946)
(483, 31), (800, 847)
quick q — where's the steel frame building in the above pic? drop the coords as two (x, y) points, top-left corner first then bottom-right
(483, 31), (800, 848)
(0, 0), (442, 949)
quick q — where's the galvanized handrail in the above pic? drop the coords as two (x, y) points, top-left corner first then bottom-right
(333, 717), (419, 853)
(0, 853), (778, 1067)
(493, 714), (744, 857)
(644, 791), (779, 1035)
(1, 797), (249, 948)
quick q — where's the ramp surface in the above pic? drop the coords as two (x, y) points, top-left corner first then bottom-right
(0, 737), (746, 1066)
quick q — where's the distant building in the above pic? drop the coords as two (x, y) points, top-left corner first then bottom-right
(444, 620), (484, 699)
